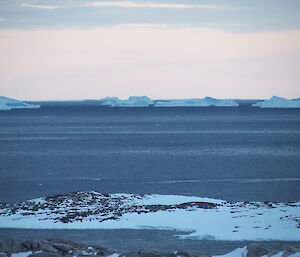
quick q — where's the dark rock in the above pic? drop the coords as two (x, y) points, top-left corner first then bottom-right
(0, 252), (8, 257)
(247, 244), (269, 257)
(47, 238), (82, 248)
(247, 243), (300, 257)
(29, 252), (61, 257)
(21, 240), (46, 251)
(40, 243), (59, 254)
(121, 251), (177, 257)
(51, 243), (73, 254)
(176, 251), (210, 257)
(0, 239), (26, 253)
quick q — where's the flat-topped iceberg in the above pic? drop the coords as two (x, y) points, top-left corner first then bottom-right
(101, 96), (153, 107)
(252, 96), (300, 108)
(154, 97), (239, 107)
(0, 96), (40, 110)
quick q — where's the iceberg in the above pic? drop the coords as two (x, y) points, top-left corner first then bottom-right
(0, 96), (40, 110)
(252, 96), (300, 108)
(100, 96), (153, 107)
(100, 97), (120, 107)
(154, 97), (239, 107)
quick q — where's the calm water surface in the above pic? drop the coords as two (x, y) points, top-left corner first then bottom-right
(0, 103), (299, 203)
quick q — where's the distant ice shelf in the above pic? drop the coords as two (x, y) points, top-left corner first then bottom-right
(99, 96), (239, 107)
(0, 192), (299, 241)
(0, 96), (40, 110)
(154, 97), (239, 107)
(252, 96), (300, 108)
(100, 96), (153, 107)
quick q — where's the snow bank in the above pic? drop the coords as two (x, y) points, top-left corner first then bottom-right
(154, 97), (239, 107)
(213, 247), (247, 257)
(0, 96), (40, 110)
(100, 96), (153, 107)
(11, 252), (32, 257)
(0, 192), (299, 241)
(252, 96), (300, 108)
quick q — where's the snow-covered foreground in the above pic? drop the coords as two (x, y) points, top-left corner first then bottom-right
(8, 247), (300, 257)
(0, 192), (299, 241)
(0, 96), (40, 110)
(154, 97), (239, 107)
(253, 96), (300, 108)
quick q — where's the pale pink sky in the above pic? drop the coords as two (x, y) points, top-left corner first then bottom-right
(1, 27), (300, 100)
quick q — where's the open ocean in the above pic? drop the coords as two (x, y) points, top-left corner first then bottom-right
(0, 102), (300, 203)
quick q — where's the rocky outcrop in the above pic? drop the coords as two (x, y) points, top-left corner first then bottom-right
(0, 192), (299, 241)
(0, 238), (113, 257)
(247, 242), (300, 257)
(0, 239), (299, 257)
(0, 192), (219, 224)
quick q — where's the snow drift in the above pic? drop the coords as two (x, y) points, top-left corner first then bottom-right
(0, 96), (40, 110)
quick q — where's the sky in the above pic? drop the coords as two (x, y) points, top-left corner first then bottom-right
(0, 0), (300, 100)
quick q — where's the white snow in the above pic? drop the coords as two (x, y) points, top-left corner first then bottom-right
(0, 193), (299, 241)
(287, 252), (300, 257)
(213, 247), (247, 257)
(116, 193), (224, 205)
(216, 248), (300, 257)
(154, 97), (238, 107)
(252, 96), (300, 108)
(268, 252), (286, 257)
(100, 96), (153, 107)
(11, 252), (32, 257)
(0, 96), (40, 110)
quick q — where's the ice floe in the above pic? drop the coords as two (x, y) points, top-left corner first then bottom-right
(0, 96), (40, 110)
(252, 96), (300, 108)
(0, 192), (299, 241)
(154, 97), (239, 107)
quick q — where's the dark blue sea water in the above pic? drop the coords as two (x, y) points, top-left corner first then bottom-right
(0, 103), (300, 203)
